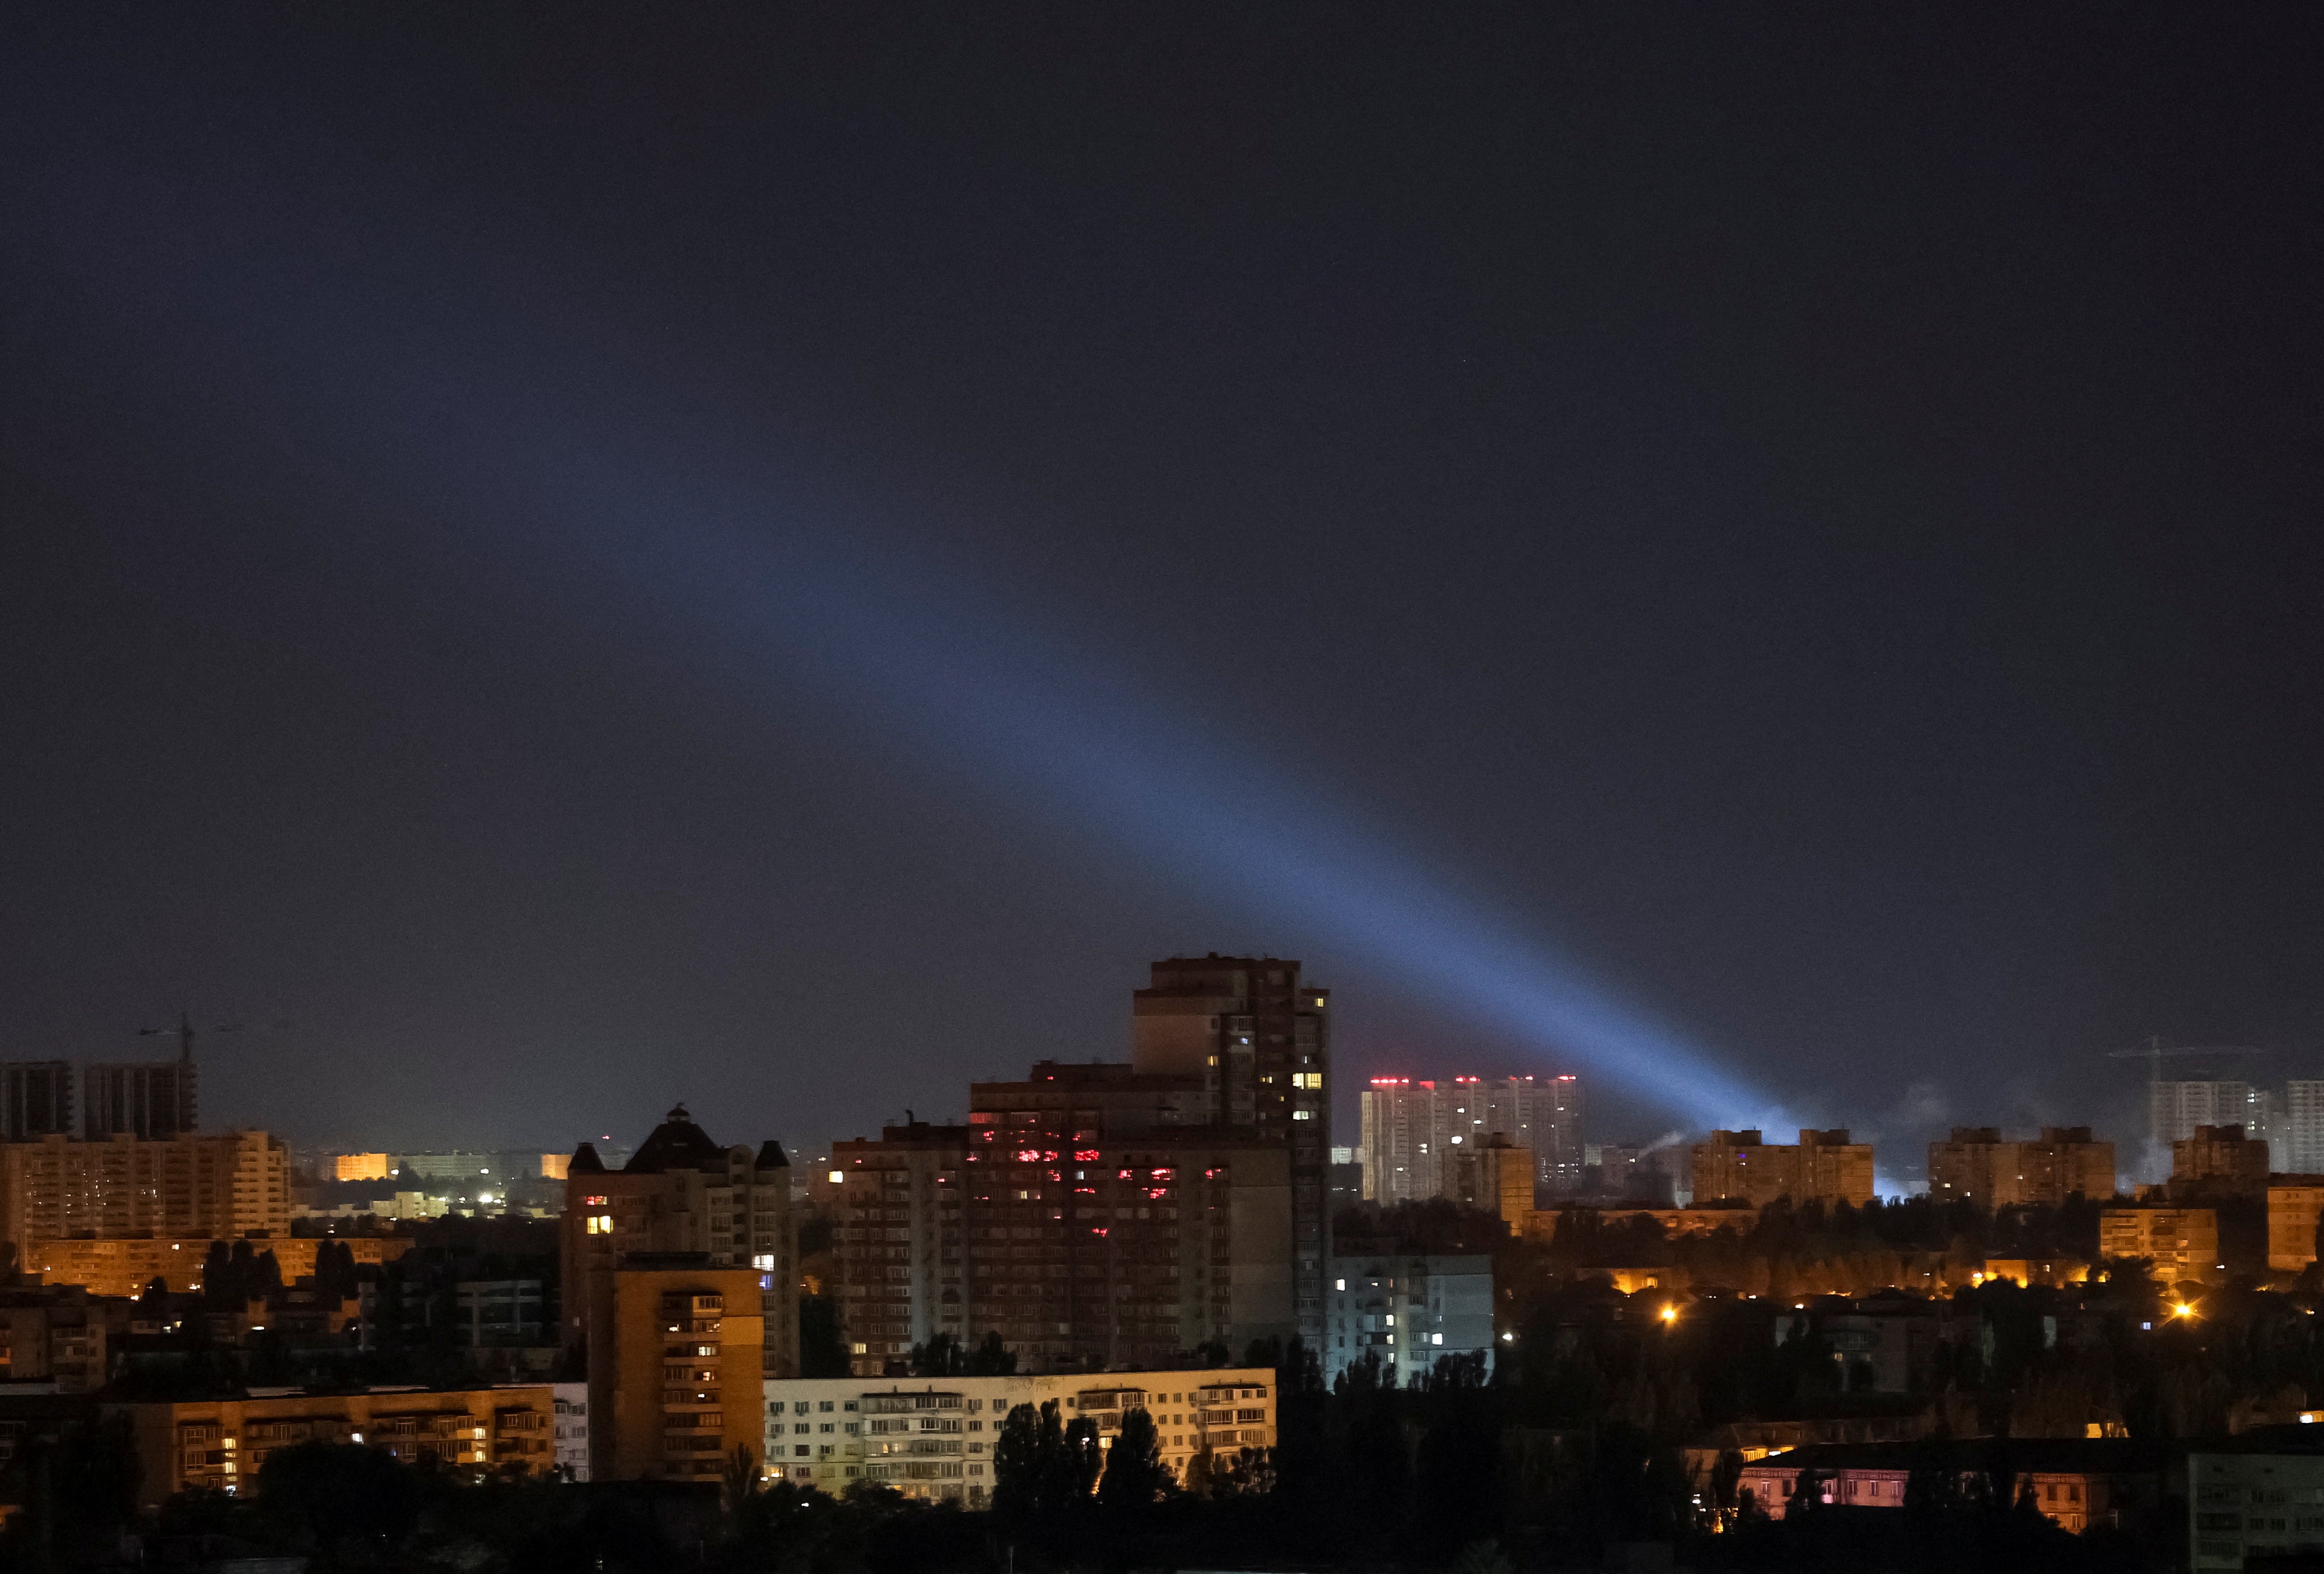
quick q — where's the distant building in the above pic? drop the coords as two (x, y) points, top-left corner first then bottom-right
(2153, 1078), (2256, 1151)
(1358, 1075), (1582, 1206)
(0, 1131), (288, 1246)
(2285, 1082), (2324, 1175)
(106, 1383), (580, 1506)
(2267, 1180), (2324, 1274)
(0, 1062), (75, 1141)
(334, 1152), (392, 1181)
(1323, 1254), (1494, 1387)
(82, 1057), (197, 1141)
(759, 1366), (1276, 1505)
(1927, 1126), (2116, 1207)
(1447, 1136), (1534, 1231)
(1691, 1129), (1874, 1208)
(2171, 1124), (2270, 1198)
(2099, 1206), (2220, 1284)
(559, 1105), (798, 1386)
(24, 1234), (411, 1298)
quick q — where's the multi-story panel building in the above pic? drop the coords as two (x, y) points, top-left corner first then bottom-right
(961, 1110), (1292, 1371)
(2283, 1082), (2324, 1176)
(1359, 1075), (1582, 1205)
(2153, 1079), (2255, 1151)
(2188, 1429), (2324, 1572)
(559, 1106), (797, 1383)
(106, 1383), (580, 1506)
(830, 1121), (968, 1375)
(1447, 1138), (1534, 1231)
(592, 1262), (766, 1483)
(1928, 1127), (2116, 1208)
(2267, 1182), (2324, 1274)
(23, 1233), (410, 1298)
(1133, 956), (1328, 1342)
(1322, 1254), (1494, 1387)
(0, 1286), (108, 1391)
(760, 1366), (1277, 1505)
(0, 1062), (74, 1141)
(2172, 1124), (2272, 1198)
(2099, 1207), (2220, 1284)
(0, 1130), (288, 1246)
(1691, 1129), (1875, 1209)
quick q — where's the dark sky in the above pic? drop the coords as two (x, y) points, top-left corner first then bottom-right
(4, 6), (2321, 1175)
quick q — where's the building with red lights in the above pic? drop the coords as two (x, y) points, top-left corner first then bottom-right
(1357, 1074), (1582, 1205)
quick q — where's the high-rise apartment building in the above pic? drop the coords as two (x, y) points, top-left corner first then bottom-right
(0, 1131), (288, 1245)
(0, 1062), (75, 1141)
(1927, 1127), (2116, 1208)
(83, 1056), (198, 1141)
(1358, 1075), (1582, 1206)
(2169, 1124), (2270, 1198)
(830, 1120), (969, 1374)
(2151, 1079), (2254, 1151)
(1447, 1137), (1534, 1231)
(2285, 1082), (2324, 1175)
(1131, 956), (1329, 1344)
(830, 1062), (1299, 1373)
(559, 1106), (797, 1383)
(2267, 1182), (2324, 1274)
(1691, 1128), (1875, 1209)
(587, 1263), (766, 1482)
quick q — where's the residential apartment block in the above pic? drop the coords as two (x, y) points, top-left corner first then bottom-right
(23, 1233), (411, 1298)
(760, 1367), (1276, 1505)
(1690, 1129), (1874, 1209)
(1927, 1127), (2116, 1207)
(2172, 1124), (2272, 1198)
(559, 1105), (797, 1383)
(590, 1262), (766, 1483)
(1358, 1075), (1581, 1207)
(2268, 1181), (2324, 1274)
(1132, 955), (1330, 1341)
(0, 1130), (288, 1246)
(2099, 1207), (2221, 1283)
(107, 1383), (581, 1507)
(1322, 1254), (1494, 1386)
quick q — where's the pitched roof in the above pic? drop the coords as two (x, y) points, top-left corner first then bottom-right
(755, 1140), (790, 1172)
(625, 1104), (727, 1174)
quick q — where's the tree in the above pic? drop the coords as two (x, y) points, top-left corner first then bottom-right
(721, 1443), (763, 1522)
(965, 1330), (1016, 1375)
(1096, 1407), (1169, 1510)
(909, 1332), (966, 1376)
(991, 1402), (1043, 1523)
(139, 1275), (170, 1313)
(256, 1442), (421, 1557)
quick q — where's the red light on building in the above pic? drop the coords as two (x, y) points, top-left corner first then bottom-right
(1074, 1149), (1101, 1162)
(1015, 1148), (1043, 1163)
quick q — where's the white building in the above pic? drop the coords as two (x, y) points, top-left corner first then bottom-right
(2285, 1082), (2324, 1175)
(552, 1382), (589, 1480)
(2188, 1432), (2324, 1571)
(759, 1367), (1276, 1505)
(1359, 1076), (1581, 1205)
(1322, 1254), (1495, 1387)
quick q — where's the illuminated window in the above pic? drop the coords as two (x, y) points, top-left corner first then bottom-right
(586, 1215), (614, 1234)
(583, 1194), (608, 1207)
(752, 1253), (776, 1270)
(828, 1170), (844, 1183)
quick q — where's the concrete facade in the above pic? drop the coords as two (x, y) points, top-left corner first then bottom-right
(1322, 1254), (1494, 1386)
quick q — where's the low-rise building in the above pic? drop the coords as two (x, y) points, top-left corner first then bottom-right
(759, 1367), (1275, 1506)
(24, 1235), (412, 1298)
(106, 1383), (582, 1507)
(1740, 1438), (2168, 1533)
(2189, 1426), (2324, 1571)
(2099, 1207), (2221, 1283)
(1323, 1254), (1494, 1386)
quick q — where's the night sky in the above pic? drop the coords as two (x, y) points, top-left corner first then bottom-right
(5, 8), (2321, 1176)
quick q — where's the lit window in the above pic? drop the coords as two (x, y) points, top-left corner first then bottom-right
(829, 1170), (843, 1183)
(752, 1253), (776, 1270)
(586, 1215), (614, 1235)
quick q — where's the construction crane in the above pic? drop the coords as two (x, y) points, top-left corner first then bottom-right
(136, 1009), (241, 1064)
